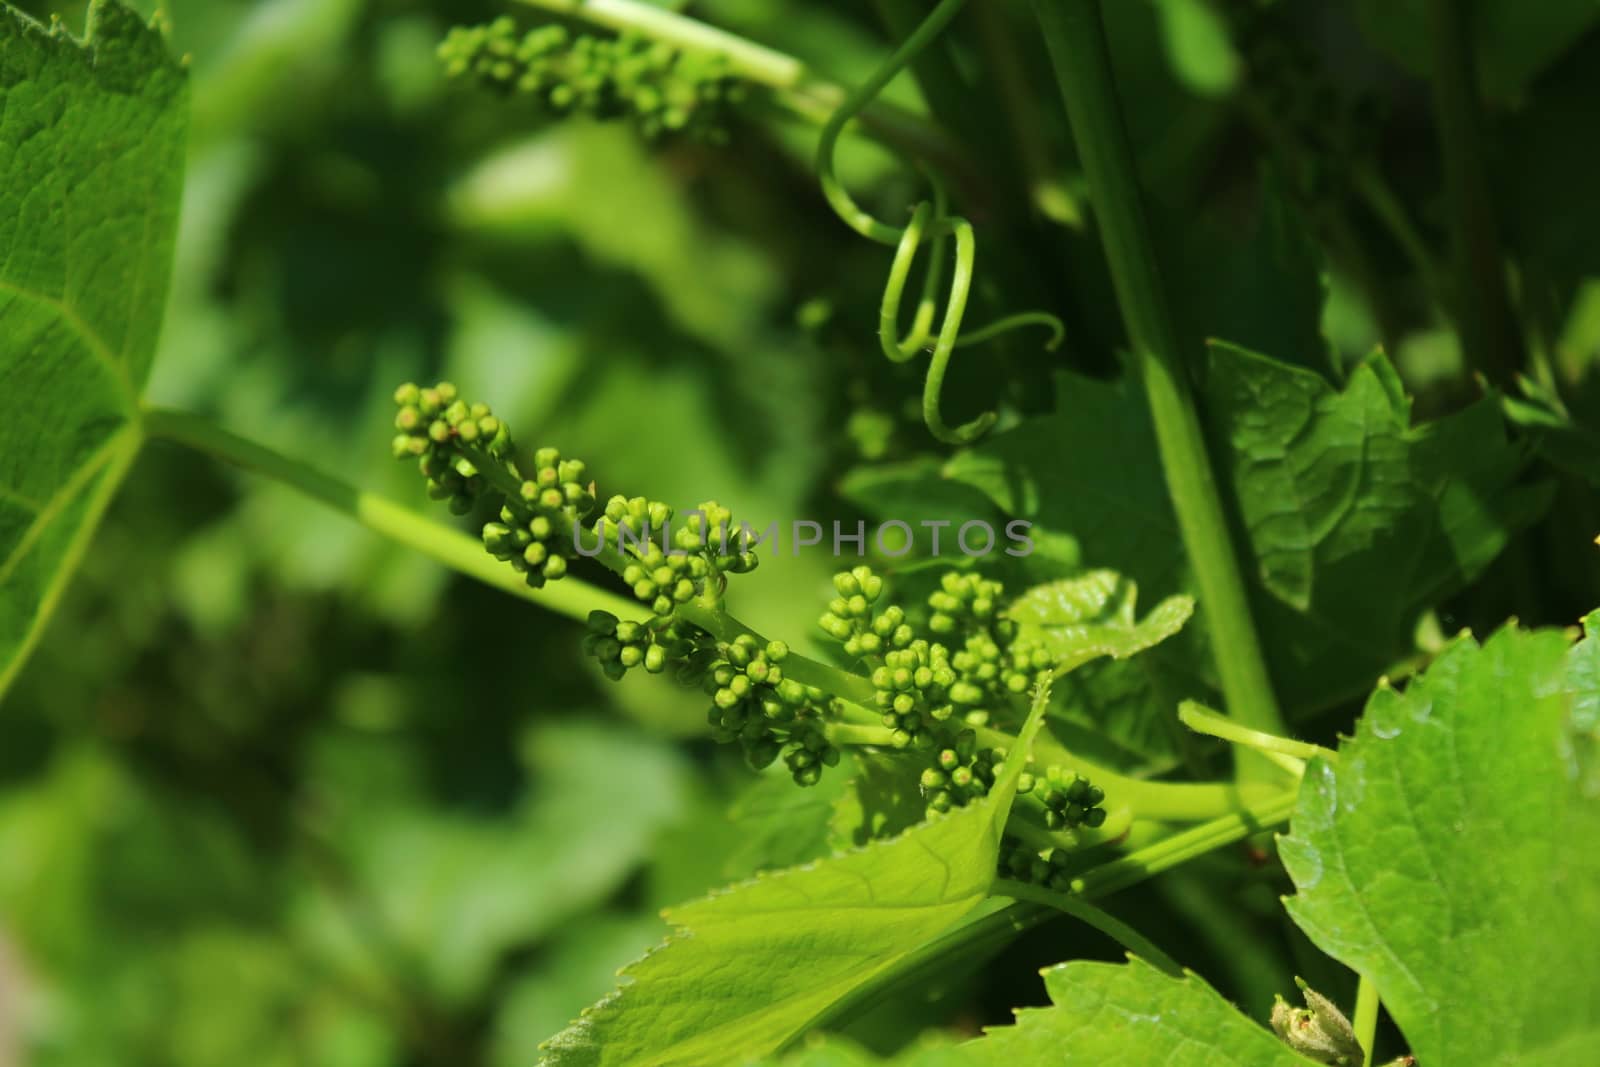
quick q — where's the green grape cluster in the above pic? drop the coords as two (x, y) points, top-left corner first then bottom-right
(583, 610), (665, 680)
(392, 383), (759, 610)
(819, 567), (914, 658)
(821, 565), (1049, 734)
(394, 383), (597, 589)
(818, 564), (1080, 818)
(1025, 765), (1109, 831)
(997, 771), (1108, 888)
(873, 641), (957, 749)
(392, 382), (504, 512)
(705, 635), (840, 785)
(999, 839), (1079, 893)
(674, 501), (759, 575)
(919, 732), (1006, 814)
(438, 17), (745, 141)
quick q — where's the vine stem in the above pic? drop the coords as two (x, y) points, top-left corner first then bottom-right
(1028, 0), (1286, 769)
(1070, 788), (1298, 896)
(992, 880), (1181, 976)
(1354, 973), (1380, 1067)
(1178, 700), (1335, 776)
(511, 0), (969, 184)
(1425, 0), (1521, 387)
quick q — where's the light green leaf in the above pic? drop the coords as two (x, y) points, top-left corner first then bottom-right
(537, 684), (1054, 1066)
(720, 753), (857, 879)
(757, 959), (1307, 1065)
(828, 749), (927, 850)
(1008, 570), (1193, 673)
(0, 0), (187, 701)
(1281, 618), (1600, 1066)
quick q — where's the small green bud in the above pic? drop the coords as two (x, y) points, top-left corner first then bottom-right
(1270, 980), (1364, 1066)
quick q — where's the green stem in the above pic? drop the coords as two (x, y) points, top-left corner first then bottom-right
(512, 0), (968, 182)
(826, 722), (901, 748)
(1029, 0), (1286, 765)
(519, 0), (802, 84)
(992, 879), (1181, 976)
(1425, 0), (1521, 386)
(1071, 788), (1299, 896)
(1354, 973), (1380, 1067)
(141, 408), (639, 625)
(1179, 700), (1335, 775)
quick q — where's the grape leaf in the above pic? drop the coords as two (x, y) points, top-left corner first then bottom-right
(1207, 343), (1551, 708)
(753, 959), (1307, 1065)
(946, 346), (1548, 714)
(1280, 617), (1600, 1066)
(720, 753), (858, 879)
(828, 749), (927, 850)
(1009, 570), (1193, 672)
(536, 684), (1053, 1066)
(963, 958), (1306, 1065)
(0, 0), (187, 700)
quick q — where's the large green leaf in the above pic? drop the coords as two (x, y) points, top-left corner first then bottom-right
(1281, 618), (1600, 1065)
(946, 346), (1547, 714)
(536, 685), (1052, 1066)
(0, 0), (186, 700)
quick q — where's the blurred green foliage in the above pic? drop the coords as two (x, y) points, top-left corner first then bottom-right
(3, 0), (1600, 1064)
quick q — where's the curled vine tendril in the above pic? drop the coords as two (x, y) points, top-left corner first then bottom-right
(817, 0), (1064, 445)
